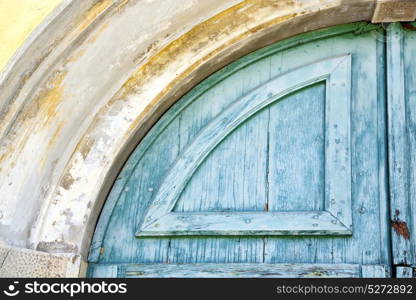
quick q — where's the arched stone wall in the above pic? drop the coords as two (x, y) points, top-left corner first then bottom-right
(0, 0), (415, 277)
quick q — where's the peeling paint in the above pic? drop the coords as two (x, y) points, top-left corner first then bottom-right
(0, 70), (66, 169)
(61, 173), (75, 190)
(27, 70), (67, 122)
(84, 22), (109, 44)
(75, 0), (114, 33)
(66, 49), (87, 64)
(36, 241), (78, 254)
(79, 136), (96, 160)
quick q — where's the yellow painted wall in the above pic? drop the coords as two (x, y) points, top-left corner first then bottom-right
(0, 0), (62, 71)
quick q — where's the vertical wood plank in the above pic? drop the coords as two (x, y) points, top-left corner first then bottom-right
(386, 23), (413, 265)
(402, 23), (416, 267)
(122, 263), (361, 278)
(375, 29), (392, 269)
(264, 30), (388, 266)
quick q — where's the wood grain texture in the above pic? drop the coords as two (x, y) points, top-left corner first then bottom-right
(88, 24), (391, 278)
(401, 23), (416, 266)
(137, 55), (352, 237)
(120, 263), (360, 278)
(361, 265), (389, 278)
(386, 23), (413, 265)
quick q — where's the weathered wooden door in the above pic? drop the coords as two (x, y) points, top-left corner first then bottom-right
(87, 23), (415, 278)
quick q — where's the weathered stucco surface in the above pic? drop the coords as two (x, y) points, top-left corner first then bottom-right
(0, 0), (415, 277)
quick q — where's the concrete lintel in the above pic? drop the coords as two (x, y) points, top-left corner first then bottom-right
(372, 0), (416, 23)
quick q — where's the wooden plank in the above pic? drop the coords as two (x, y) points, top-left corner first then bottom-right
(137, 55), (352, 236)
(87, 24), (391, 277)
(396, 267), (413, 278)
(375, 26), (393, 272)
(324, 53), (352, 229)
(402, 23), (416, 267)
(137, 212), (351, 236)
(267, 83), (325, 212)
(93, 119), (181, 264)
(361, 265), (389, 278)
(174, 62), (269, 213)
(87, 264), (118, 278)
(168, 60), (271, 264)
(386, 23), (412, 265)
(120, 263), (360, 278)
(264, 29), (389, 266)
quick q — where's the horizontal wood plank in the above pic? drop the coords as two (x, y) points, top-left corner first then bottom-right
(119, 263), (361, 278)
(137, 211), (351, 236)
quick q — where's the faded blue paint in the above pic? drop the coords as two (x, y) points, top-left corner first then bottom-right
(387, 22), (416, 266)
(136, 55), (352, 237)
(86, 23), (416, 278)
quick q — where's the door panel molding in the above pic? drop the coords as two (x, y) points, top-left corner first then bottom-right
(137, 55), (353, 237)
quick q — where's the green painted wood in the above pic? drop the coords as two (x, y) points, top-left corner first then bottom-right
(88, 23), (392, 278)
(137, 55), (352, 237)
